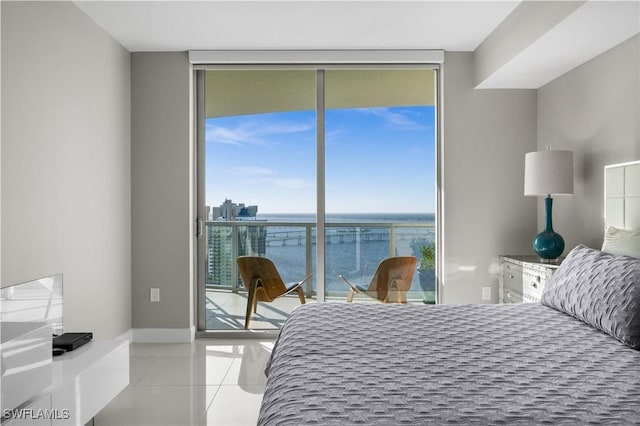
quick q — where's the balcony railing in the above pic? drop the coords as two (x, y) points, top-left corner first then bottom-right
(205, 220), (436, 302)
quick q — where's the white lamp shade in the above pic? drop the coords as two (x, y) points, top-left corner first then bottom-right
(524, 150), (574, 196)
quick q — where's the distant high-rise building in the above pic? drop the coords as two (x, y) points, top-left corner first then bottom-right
(209, 199), (258, 220)
(206, 225), (267, 287)
(205, 199), (266, 288)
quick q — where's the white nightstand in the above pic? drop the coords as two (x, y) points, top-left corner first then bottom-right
(499, 255), (562, 303)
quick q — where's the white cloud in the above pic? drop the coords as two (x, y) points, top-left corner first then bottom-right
(237, 175), (311, 190)
(231, 166), (274, 176)
(227, 164), (311, 190)
(205, 123), (253, 145)
(267, 177), (310, 190)
(206, 117), (313, 146)
(358, 107), (426, 130)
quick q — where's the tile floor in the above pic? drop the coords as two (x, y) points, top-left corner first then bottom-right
(205, 290), (314, 330)
(204, 289), (423, 330)
(94, 338), (274, 426)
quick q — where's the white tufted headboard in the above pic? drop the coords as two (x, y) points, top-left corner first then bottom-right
(605, 160), (640, 229)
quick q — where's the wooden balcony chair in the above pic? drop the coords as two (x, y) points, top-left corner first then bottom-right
(339, 256), (417, 303)
(237, 256), (311, 329)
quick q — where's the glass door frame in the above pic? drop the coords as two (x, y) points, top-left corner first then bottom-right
(193, 52), (443, 335)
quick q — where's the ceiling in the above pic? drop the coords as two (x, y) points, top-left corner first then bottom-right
(75, 1), (640, 88)
(74, 1), (521, 51)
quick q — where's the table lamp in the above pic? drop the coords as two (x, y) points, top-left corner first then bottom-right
(524, 150), (573, 262)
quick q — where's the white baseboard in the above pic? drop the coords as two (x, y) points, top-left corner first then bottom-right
(116, 328), (133, 342)
(131, 327), (195, 343)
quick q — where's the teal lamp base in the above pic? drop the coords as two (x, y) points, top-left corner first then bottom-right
(533, 196), (565, 262)
(533, 230), (564, 262)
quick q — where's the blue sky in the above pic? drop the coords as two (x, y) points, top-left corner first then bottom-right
(206, 106), (435, 214)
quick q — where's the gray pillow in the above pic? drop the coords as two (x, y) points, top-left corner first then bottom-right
(541, 244), (640, 350)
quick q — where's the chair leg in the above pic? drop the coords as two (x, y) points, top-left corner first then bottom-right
(296, 287), (306, 304)
(385, 286), (397, 303)
(253, 295), (258, 313)
(347, 289), (355, 302)
(245, 291), (254, 329)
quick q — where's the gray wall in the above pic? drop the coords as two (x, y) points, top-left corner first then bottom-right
(1, 1), (131, 338)
(131, 53), (195, 333)
(537, 34), (640, 251)
(442, 52), (538, 303)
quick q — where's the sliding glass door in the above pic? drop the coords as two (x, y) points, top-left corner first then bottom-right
(199, 70), (317, 330)
(198, 67), (438, 331)
(324, 69), (436, 302)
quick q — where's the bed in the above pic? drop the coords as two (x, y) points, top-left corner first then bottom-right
(258, 161), (640, 425)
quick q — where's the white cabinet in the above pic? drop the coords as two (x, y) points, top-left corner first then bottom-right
(4, 395), (51, 426)
(51, 340), (129, 425)
(499, 255), (561, 303)
(3, 340), (129, 426)
(1, 322), (52, 414)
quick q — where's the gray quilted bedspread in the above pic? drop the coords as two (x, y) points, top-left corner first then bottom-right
(259, 303), (640, 425)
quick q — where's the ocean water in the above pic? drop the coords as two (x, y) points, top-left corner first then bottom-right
(243, 213), (436, 294)
(256, 212), (435, 224)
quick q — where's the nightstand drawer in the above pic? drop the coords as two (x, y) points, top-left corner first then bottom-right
(522, 265), (553, 302)
(499, 255), (560, 304)
(522, 271), (543, 302)
(500, 260), (524, 304)
(502, 286), (523, 304)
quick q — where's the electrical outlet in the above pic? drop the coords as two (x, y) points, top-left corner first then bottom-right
(482, 286), (492, 301)
(150, 288), (160, 302)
